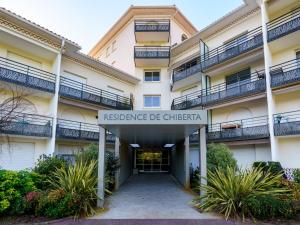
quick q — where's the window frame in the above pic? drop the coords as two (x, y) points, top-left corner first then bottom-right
(143, 95), (161, 108)
(144, 70), (161, 82)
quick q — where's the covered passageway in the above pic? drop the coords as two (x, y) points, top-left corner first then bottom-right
(97, 110), (207, 208)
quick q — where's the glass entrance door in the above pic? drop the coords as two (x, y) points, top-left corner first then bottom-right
(135, 149), (169, 172)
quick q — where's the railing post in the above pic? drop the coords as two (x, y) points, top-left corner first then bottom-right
(116, 95), (119, 108)
(81, 83), (83, 99)
(219, 123), (222, 139)
(22, 114), (25, 135)
(79, 122), (82, 139)
(241, 119), (243, 137)
(26, 66), (29, 84)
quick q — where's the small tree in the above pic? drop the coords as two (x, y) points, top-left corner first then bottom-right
(207, 143), (237, 174)
(0, 85), (30, 133)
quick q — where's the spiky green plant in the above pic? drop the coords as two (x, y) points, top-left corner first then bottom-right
(194, 166), (289, 220)
(48, 160), (98, 217)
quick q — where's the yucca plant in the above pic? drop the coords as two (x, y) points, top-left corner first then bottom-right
(194, 166), (289, 220)
(48, 160), (98, 217)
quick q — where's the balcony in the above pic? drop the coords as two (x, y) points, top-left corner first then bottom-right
(59, 77), (132, 110)
(134, 46), (170, 67)
(56, 119), (116, 142)
(267, 7), (300, 42)
(0, 56), (56, 93)
(208, 115), (269, 142)
(171, 70), (266, 110)
(56, 119), (99, 141)
(0, 111), (52, 137)
(172, 57), (202, 91)
(200, 27), (263, 71)
(135, 20), (170, 43)
(274, 110), (300, 136)
(270, 58), (300, 89)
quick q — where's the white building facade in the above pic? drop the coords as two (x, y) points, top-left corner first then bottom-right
(1, 0), (300, 180)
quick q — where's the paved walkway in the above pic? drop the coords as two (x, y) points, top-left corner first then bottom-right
(91, 173), (217, 219)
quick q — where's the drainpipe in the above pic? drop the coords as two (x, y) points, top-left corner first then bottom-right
(47, 38), (65, 155)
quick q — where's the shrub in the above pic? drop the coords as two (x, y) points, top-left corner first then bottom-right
(243, 195), (296, 220)
(33, 155), (67, 190)
(76, 144), (120, 192)
(195, 166), (288, 220)
(0, 170), (36, 215)
(35, 189), (78, 218)
(293, 169), (300, 184)
(252, 161), (286, 179)
(48, 160), (98, 217)
(207, 143), (237, 174)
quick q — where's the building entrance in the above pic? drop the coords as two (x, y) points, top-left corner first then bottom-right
(135, 149), (170, 172)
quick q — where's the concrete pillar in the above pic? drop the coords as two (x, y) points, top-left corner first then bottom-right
(199, 127), (207, 196)
(184, 136), (190, 188)
(114, 137), (120, 190)
(97, 126), (106, 207)
(260, 0), (279, 161)
(46, 49), (63, 155)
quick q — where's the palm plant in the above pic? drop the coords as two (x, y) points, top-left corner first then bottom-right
(194, 166), (289, 220)
(48, 160), (98, 217)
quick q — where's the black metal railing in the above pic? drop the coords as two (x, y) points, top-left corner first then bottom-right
(274, 110), (300, 136)
(208, 115), (269, 142)
(171, 70), (266, 110)
(56, 119), (99, 141)
(172, 58), (202, 83)
(267, 7), (300, 42)
(270, 58), (300, 88)
(0, 56), (56, 93)
(135, 20), (170, 32)
(200, 27), (263, 70)
(0, 111), (52, 137)
(134, 46), (170, 59)
(56, 119), (116, 142)
(59, 77), (132, 110)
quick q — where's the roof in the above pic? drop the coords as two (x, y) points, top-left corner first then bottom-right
(64, 50), (140, 85)
(171, 0), (260, 57)
(88, 5), (198, 56)
(0, 7), (81, 51)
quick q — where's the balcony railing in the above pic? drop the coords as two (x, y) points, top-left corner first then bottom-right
(135, 20), (170, 32)
(200, 27), (263, 71)
(134, 46), (170, 59)
(56, 119), (116, 142)
(274, 110), (300, 136)
(270, 58), (300, 88)
(56, 119), (99, 141)
(59, 77), (132, 110)
(208, 115), (269, 142)
(172, 58), (202, 83)
(0, 57), (56, 93)
(171, 70), (266, 110)
(0, 111), (52, 137)
(267, 7), (300, 42)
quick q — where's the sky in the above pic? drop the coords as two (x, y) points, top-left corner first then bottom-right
(1, 0), (243, 53)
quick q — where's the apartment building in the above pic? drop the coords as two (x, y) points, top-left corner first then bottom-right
(1, 0), (300, 182)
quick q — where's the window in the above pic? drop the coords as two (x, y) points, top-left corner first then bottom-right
(144, 71), (160, 82)
(112, 40), (117, 52)
(226, 68), (251, 88)
(223, 31), (248, 50)
(107, 85), (124, 96)
(296, 51), (300, 59)
(106, 46), (110, 57)
(181, 34), (188, 42)
(144, 95), (160, 108)
(63, 71), (87, 84)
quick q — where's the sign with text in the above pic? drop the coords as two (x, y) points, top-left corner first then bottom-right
(99, 110), (207, 125)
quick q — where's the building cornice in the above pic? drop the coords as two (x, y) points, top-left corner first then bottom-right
(0, 7), (81, 52)
(171, 0), (260, 57)
(63, 51), (140, 85)
(88, 5), (198, 56)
